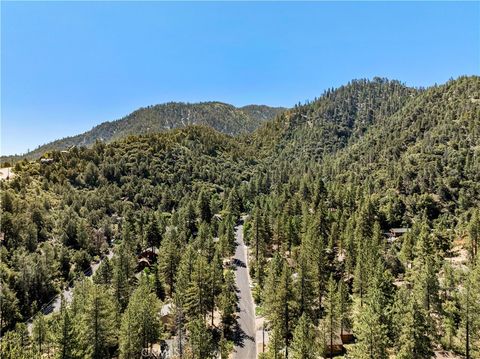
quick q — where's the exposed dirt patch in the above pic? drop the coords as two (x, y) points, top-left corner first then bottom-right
(435, 350), (465, 359)
(445, 244), (469, 270)
(0, 167), (14, 180)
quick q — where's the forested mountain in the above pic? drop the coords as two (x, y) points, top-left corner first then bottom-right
(239, 104), (287, 124)
(324, 76), (480, 215)
(243, 75), (480, 359)
(3, 102), (284, 161)
(1, 76), (479, 359)
(250, 77), (419, 162)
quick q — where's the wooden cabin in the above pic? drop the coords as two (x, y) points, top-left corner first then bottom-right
(137, 247), (159, 270)
(323, 329), (354, 357)
(340, 329), (354, 344)
(324, 335), (344, 357)
(160, 303), (175, 333)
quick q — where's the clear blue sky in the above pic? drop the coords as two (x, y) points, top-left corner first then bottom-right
(2, 1), (479, 155)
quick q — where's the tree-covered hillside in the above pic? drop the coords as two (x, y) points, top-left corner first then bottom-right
(3, 102), (284, 161)
(250, 78), (419, 162)
(1, 125), (256, 358)
(244, 75), (480, 359)
(324, 76), (480, 216)
(1, 76), (479, 359)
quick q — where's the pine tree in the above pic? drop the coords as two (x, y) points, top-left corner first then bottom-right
(400, 230), (415, 264)
(0, 328), (34, 359)
(144, 216), (162, 250)
(338, 277), (351, 336)
(179, 200), (197, 241)
(352, 261), (389, 359)
(53, 297), (75, 359)
(442, 296), (458, 350)
(219, 333), (230, 359)
(32, 313), (50, 356)
(197, 189), (212, 223)
(264, 256), (294, 357)
(209, 249), (224, 326)
(353, 245), (367, 307)
(188, 315), (214, 359)
(175, 244), (197, 305)
(0, 280), (20, 331)
(294, 243), (315, 319)
(468, 209), (480, 260)
(272, 213), (285, 250)
(185, 254), (211, 320)
(218, 215), (236, 257)
(172, 295), (186, 359)
(219, 270), (237, 332)
(323, 275), (339, 359)
(158, 228), (181, 297)
(291, 314), (319, 359)
(196, 222), (215, 262)
(93, 256), (113, 285)
(225, 186), (241, 217)
(413, 254), (439, 313)
(112, 240), (137, 311)
(460, 258), (480, 359)
(352, 219), (381, 308)
(84, 162), (100, 187)
(412, 223), (439, 313)
(395, 291), (433, 359)
(343, 217), (357, 276)
(285, 216), (300, 251)
(76, 282), (116, 359)
(304, 224), (326, 318)
(266, 324), (283, 359)
(263, 254), (283, 321)
(251, 207), (268, 286)
(279, 260), (294, 358)
(119, 278), (162, 359)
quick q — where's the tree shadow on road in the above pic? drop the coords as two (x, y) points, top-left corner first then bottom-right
(226, 277), (254, 350)
(232, 257), (246, 269)
(230, 318), (255, 348)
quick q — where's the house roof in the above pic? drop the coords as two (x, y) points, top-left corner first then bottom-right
(161, 303), (173, 316)
(390, 228), (409, 234)
(325, 335), (343, 346)
(140, 247), (159, 256)
(138, 258), (151, 266)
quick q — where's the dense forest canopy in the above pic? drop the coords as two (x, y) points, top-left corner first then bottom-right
(1, 76), (479, 359)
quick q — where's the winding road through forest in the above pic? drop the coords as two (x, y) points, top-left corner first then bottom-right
(233, 219), (257, 359)
(27, 249), (114, 332)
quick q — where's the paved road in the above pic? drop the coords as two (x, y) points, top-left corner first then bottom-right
(233, 220), (257, 359)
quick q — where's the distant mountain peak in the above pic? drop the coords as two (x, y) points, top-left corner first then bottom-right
(4, 102), (285, 161)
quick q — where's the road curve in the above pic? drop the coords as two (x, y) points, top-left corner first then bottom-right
(27, 249), (114, 332)
(233, 220), (257, 359)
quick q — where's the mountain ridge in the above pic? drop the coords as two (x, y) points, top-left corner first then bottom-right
(1, 101), (285, 162)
